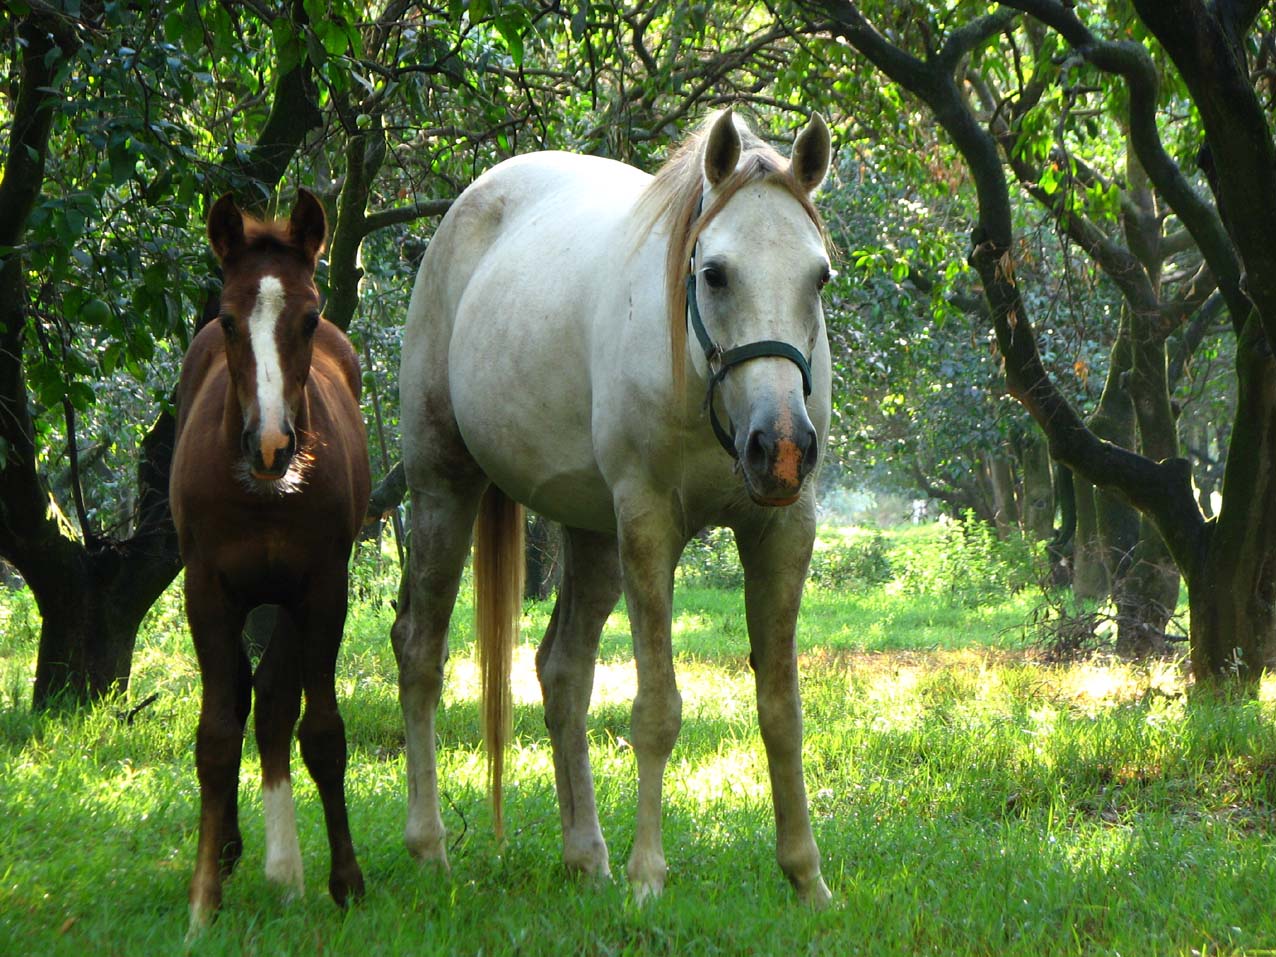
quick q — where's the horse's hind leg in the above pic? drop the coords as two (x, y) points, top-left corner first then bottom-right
(253, 610), (305, 898)
(294, 575), (364, 907)
(392, 477), (486, 868)
(535, 526), (622, 879)
(735, 513), (831, 906)
(185, 565), (251, 935)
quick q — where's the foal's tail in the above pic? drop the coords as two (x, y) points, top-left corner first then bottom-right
(472, 484), (524, 840)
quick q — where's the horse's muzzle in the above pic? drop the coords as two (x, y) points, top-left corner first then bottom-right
(741, 421), (818, 507)
(243, 426), (297, 480)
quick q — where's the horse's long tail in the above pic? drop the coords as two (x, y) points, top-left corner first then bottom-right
(472, 484), (524, 840)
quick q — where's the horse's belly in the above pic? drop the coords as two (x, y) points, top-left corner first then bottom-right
(449, 321), (616, 532)
(452, 393), (617, 533)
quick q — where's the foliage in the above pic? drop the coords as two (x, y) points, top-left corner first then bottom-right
(677, 528), (747, 591)
(894, 512), (1040, 608)
(807, 529), (894, 589)
(1, 526), (1273, 955)
(677, 525), (896, 593)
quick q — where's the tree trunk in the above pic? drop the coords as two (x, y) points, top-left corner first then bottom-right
(1087, 314), (1141, 590)
(1186, 316), (1276, 683)
(1071, 475), (1110, 600)
(1019, 432), (1055, 541)
(1046, 463), (1075, 587)
(985, 451), (1018, 537)
(1114, 308), (1183, 655)
(524, 513), (561, 601)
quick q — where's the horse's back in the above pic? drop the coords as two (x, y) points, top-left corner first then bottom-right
(401, 152), (652, 529)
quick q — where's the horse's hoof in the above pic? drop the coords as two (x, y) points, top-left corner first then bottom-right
(563, 839), (611, 882)
(630, 878), (664, 906)
(798, 875), (833, 909)
(405, 821), (450, 872)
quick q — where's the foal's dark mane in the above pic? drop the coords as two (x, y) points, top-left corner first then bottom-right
(633, 114), (827, 391)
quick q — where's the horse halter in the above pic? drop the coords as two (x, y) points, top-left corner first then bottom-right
(685, 202), (814, 460)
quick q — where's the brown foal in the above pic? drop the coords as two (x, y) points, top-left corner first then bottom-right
(171, 190), (370, 935)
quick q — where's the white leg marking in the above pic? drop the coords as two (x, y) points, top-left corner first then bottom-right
(263, 778), (305, 898)
(248, 275), (287, 442)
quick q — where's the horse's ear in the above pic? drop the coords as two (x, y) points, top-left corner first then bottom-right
(703, 109), (741, 188)
(791, 112), (831, 194)
(290, 189), (328, 263)
(208, 194), (245, 261)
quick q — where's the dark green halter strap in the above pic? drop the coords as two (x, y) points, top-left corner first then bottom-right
(686, 251), (814, 460)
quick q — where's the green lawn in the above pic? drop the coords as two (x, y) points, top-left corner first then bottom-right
(1, 523), (1273, 956)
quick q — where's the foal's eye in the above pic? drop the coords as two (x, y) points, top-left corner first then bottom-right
(703, 265), (727, 290)
(817, 266), (834, 291)
(303, 311), (320, 336)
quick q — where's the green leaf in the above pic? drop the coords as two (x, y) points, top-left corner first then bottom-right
(571, 2), (590, 40)
(495, 15), (525, 67)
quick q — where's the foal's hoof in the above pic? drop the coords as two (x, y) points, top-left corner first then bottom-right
(186, 899), (218, 944)
(265, 849), (305, 900)
(330, 866), (366, 907)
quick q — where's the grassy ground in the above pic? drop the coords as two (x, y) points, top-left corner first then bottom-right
(1, 522), (1274, 956)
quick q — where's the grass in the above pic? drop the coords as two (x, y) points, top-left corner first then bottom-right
(1, 521), (1274, 956)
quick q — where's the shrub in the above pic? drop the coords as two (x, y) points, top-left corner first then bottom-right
(678, 527), (745, 590)
(896, 511), (1039, 607)
(807, 533), (893, 589)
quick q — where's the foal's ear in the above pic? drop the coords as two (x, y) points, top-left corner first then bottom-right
(207, 194), (245, 261)
(703, 109), (741, 188)
(290, 189), (328, 263)
(790, 112), (831, 194)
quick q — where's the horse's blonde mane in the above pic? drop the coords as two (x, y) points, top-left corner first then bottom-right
(633, 114), (827, 393)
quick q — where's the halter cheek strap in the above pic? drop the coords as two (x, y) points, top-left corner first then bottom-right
(686, 259), (814, 460)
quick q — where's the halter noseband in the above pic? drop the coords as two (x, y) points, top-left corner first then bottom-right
(686, 200), (814, 460)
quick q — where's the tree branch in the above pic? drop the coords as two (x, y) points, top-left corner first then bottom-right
(997, 0), (1248, 331)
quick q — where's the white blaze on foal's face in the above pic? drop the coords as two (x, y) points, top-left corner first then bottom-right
(248, 274), (289, 464)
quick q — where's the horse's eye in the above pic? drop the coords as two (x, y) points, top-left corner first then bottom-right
(817, 266), (834, 290)
(303, 311), (320, 336)
(703, 265), (727, 290)
(219, 314), (236, 338)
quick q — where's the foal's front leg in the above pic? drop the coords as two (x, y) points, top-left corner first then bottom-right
(185, 564), (251, 936)
(254, 611), (305, 898)
(616, 498), (685, 902)
(294, 573), (364, 906)
(735, 510), (832, 906)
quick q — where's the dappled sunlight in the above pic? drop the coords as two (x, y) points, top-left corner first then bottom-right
(671, 745), (768, 809)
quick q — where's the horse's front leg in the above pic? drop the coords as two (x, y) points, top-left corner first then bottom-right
(734, 508), (832, 906)
(616, 498), (684, 903)
(185, 563), (251, 937)
(535, 526), (622, 879)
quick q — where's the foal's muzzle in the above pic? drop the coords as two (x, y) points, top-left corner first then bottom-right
(243, 425), (297, 480)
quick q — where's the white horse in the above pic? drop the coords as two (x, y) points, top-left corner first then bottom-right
(394, 110), (834, 904)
